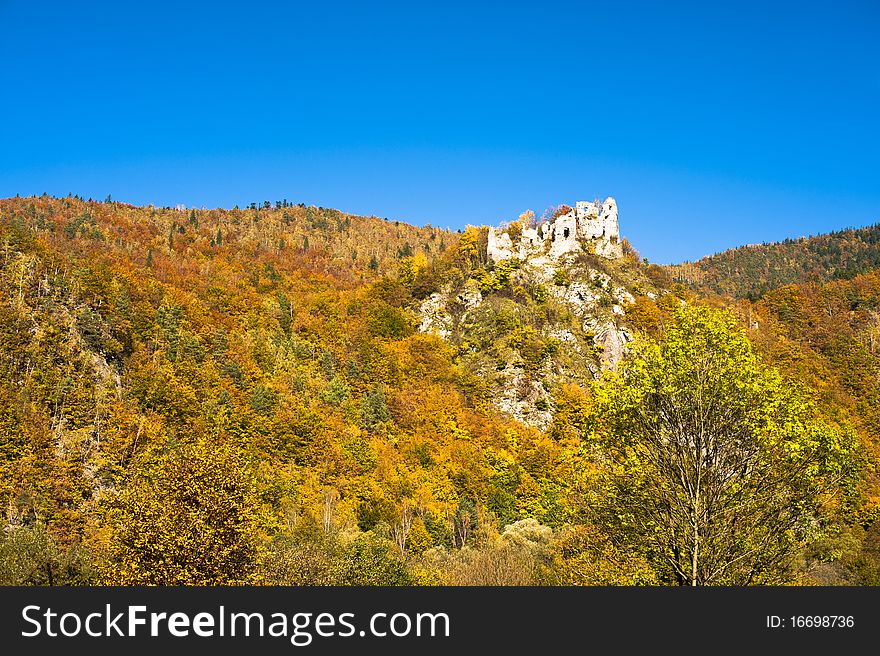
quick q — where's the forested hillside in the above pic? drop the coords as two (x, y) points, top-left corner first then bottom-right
(669, 223), (880, 299)
(0, 195), (878, 586)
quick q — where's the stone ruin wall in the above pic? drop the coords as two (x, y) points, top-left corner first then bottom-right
(487, 197), (623, 263)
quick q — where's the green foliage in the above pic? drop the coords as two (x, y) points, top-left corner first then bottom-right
(543, 526), (658, 585)
(671, 222), (880, 300)
(249, 384), (277, 415)
(407, 517), (434, 555)
(359, 385), (390, 430)
(589, 305), (861, 585)
(529, 283), (548, 303)
(321, 376), (351, 405)
(367, 304), (411, 338)
(356, 495), (398, 531)
(262, 533), (411, 585)
(476, 258), (521, 292)
(63, 211), (97, 240)
(552, 269), (570, 286)
(0, 523), (95, 585)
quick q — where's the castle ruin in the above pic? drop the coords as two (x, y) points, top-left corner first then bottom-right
(487, 197), (622, 262)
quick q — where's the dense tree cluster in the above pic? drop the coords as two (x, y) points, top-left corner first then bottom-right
(0, 195), (876, 585)
(671, 223), (880, 300)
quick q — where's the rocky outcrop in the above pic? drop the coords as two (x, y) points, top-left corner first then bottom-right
(486, 228), (517, 262)
(417, 194), (642, 430)
(419, 271), (635, 430)
(419, 280), (482, 339)
(493, 365), (555, 431)
(585, 318), (632, 370)
(487, 197), (623, 263)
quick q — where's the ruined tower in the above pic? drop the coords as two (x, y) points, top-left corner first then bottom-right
(487, 197), (622, 263)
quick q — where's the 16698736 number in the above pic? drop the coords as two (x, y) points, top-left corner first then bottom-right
(790, 616), (854, 628)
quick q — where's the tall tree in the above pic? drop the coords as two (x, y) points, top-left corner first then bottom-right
(590, 305), (861, 585)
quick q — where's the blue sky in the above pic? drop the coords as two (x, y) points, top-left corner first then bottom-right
(1, 1), (878, 263)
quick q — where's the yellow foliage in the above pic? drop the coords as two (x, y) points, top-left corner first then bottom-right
(104, 437), (264, 585)
(407, 516), (433, 555)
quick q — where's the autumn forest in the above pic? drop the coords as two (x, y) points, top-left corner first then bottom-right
(2, 194), (880, 586)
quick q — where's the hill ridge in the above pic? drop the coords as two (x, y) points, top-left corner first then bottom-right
(668, 220), (880, 299)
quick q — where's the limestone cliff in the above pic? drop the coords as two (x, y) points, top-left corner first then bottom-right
(418, 197), (659, 430)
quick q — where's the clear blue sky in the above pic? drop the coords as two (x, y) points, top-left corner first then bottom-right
(1, 0), (878, 263)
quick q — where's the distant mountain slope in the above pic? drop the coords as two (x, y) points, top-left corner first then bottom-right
(0, 194), (457, 287)
(668, 222), (880, 299)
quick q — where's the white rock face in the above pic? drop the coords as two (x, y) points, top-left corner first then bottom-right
(454, 281), (483, 309)
(599, 197), (620, 242)
(419, 293), (452, 338)
(613, 286), (635, 305)
(559, 282), (601, 315)
(487, 196), (623, 264)
(494, 368), (554, 431)
(548, 210), (580, 259)
(586, 319), (632, 370)
(549, 328), (580, 351)
(520, 226), (543, 256)
(487, 227), (516, 261)
(577, 200), (602, 238)
(419, 281), (483, 338)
